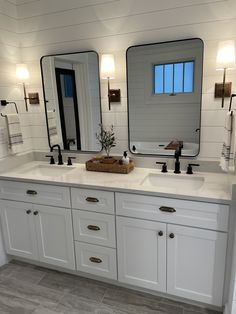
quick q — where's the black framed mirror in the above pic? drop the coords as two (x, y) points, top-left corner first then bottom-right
(40, 51), (102, 152)
(127, 38), (204, 157)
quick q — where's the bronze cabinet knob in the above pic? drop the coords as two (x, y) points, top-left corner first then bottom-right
(169, 233), (175, 239)
(158, 231), (163, 236)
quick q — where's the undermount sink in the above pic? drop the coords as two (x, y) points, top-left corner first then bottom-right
(17, 164), (76, 178)
(141, 173), (205, 190)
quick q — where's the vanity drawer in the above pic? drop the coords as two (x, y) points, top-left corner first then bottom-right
(75, 242), (117, 280)
(71, 188), (114, 214)
(116, 193), (229, 232)
(0, 180), (71, 208)
(72, 210), (116, 248)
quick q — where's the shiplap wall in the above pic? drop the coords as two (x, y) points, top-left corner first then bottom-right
(1, 0), (236, 161)
(0, 0), (34, 160)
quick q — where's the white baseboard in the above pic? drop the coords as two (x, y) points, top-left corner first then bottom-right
(0, 254), (9, 267)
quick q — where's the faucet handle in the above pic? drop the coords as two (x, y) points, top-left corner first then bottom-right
(186, 163), (199, 174)
(156, 162), (168, 173)
(67, 156), (76, 166)
(45, 155), (55, 165)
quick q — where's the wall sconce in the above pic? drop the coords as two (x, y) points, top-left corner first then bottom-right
(16, 63), (40, 112)
(215, 40), (235, 108)
(100, 54), (121, 111)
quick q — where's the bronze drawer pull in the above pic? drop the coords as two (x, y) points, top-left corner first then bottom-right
(87, 225), (100, 231)
(159, 206), (176, 213)
(26, 190), (37, 196)
(89, 257), (102, 263)
(86, 197), (99, 203)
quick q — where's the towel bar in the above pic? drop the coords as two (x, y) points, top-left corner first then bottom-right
(0, 100), (19, 117)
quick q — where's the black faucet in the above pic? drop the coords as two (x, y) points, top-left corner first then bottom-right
(50, 144), (63, 165)
(174, 147), (181, 174)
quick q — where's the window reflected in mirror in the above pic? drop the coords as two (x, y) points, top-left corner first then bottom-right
(127, 38), (203, 157)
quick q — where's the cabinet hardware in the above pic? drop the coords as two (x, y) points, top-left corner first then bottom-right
(26, 210), (31, 214)
(89, 257), (102, 263)
(26, 190), (37, 196)
(169, 233), (175, 239)
(158, 231), (163, 236)
(159, 206), (176, 213)
(86, 197), (99, 203)
(87, 225), (100, 231)
(33, 211), (39, 216)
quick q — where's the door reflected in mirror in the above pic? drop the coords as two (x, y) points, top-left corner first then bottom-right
(127, 38), (203, 157)
(41, 51), (102, 152)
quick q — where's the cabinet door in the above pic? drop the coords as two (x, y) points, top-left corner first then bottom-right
(117, 216), (166, 292)
(167, 224), (227, 306)
(0, 200), (38, 260)
(34, 205), (75, 270)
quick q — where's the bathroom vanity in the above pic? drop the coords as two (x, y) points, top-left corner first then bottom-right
(0, 160), (231, 309)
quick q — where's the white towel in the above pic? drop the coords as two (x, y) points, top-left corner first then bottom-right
(5, 114), (23, 148)
(220, 111), (234, 172)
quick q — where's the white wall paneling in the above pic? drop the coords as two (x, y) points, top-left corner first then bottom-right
(0, 0), (231, 161)
(1, 0), (236, 160)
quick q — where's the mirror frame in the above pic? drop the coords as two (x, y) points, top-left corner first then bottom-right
(40, 50), (102, 153)
(126, 38), (204, 157)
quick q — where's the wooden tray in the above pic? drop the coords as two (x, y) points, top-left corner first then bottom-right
(86, 159), (134, 174)
(165, 140), (183, 150)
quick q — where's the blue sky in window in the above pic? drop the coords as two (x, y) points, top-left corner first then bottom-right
(154, 61), (194, 94)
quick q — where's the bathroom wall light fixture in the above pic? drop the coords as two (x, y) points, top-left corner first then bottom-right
(100, 54), (121, 110)
(215, 40), (235, 108)
(16, 64), (40, 112)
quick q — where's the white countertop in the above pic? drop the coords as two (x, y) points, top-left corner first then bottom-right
(0, 161), (232, 204)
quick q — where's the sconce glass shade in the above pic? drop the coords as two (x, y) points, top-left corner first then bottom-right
(101, 54), (115, 79)
(16, 63), (29, 82)
(216, 40), (235, 70)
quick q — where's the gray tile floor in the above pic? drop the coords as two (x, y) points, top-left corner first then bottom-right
(0, 260), (221, 314)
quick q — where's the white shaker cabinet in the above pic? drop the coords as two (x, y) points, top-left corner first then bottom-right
(0, 200), (75, 270)
(34, 204), (75, 270)
(117, 216), (167, 292)
(116, 191), (229, 306)
(0, 200), (38, 260)
(116, 217), (227, 306)
(0, 180), (229, 308)
(167, 224), (227, 306)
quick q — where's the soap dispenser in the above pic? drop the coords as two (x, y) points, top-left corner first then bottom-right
(122, 151), (130, 165)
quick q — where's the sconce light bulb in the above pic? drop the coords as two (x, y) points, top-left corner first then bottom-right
(16, 63), (30, 82)
(216, 40), (235, 70)
(101, 54), (115, 79)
